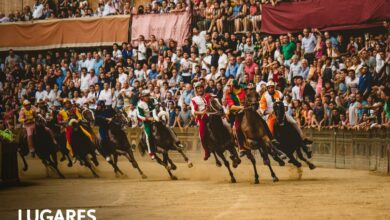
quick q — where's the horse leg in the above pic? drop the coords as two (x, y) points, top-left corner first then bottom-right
(125, 150), (147, 179)
(84, 158), (99, 178)
(286, 152), (302, 168)
(259, 146), (279, 182)
(65, 152), (73, 167)
(113, 154), (124, 175)
(213, 152), (222, 167)
(91, 151), (99, 167)
(246, 151), (259, 184)
(216, 151), (236, 183)
(164, 152), (177, 170)
(155, 155), (177, 180)
(48, 157), (65, 179)
(296, 148), (316, 170)
(176, 147), (193, 168)
(227, 145), (241, 168)
(301, 143), (312, 159)
(18, 151), (28, 171)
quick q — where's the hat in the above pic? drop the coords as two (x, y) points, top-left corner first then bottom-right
(23, 100), (30, 106)
(194, 82), (202, 88)
(63, 98), (71, 104)
(140, 90), (150, 97)
(266, 80), (276, 87)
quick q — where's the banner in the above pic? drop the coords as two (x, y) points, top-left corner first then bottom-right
(131, 12), (191, 46)
(0, 15), (130, 51)
(261, 0), (390, 34)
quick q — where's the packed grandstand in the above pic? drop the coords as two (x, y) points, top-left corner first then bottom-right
(0, 0), (389, 132)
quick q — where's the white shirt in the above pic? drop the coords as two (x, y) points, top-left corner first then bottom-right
(192, 31), (207, 54)
(87, 91), (98, 110)
(292, 85), (302, 100)
(345, 76), (359, 94)
(98, 89), (113, 106)
(35, 90), (48, 103)
(84, 58), (95, 71)
(205, 72), (221, 81)
(32, 3), (44, 19)
(80, 74), (91, 92)
(201, 55), (212, 73)
(301, 33), (317, 54)
(137, 43), (147, 61)
(376, 53), (385, 73)
(118, 73), (128, 86)
(218, 53), (228, 73)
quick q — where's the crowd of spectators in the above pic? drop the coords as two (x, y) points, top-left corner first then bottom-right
(0, 0), (296, 24)
(0, 0), (389, 132)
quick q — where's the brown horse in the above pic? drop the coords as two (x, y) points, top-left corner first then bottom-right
(204, 97), (241, 183)
(238, 92), (285, 183)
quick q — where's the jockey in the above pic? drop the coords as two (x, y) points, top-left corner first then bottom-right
(137, 90), (157, 159)
(19, 100), (37, 154)
(95, 100), (115, 162)
(225, 79), (247, 157)
(260, 80), (283, 136)
(57, 98), (93, 156)
(190, 82), (211, 160)
(260, 80), (312, 145)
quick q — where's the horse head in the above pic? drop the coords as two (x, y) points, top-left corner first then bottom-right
(113, 109), (129, 130)
(208, 96), (224, 116)
(35, 114), (47, 127)
(82, 108), (95, 124)
(244, 92), (258, 111)
(273, 101), (285, 126)
(69, 119), (80, 131)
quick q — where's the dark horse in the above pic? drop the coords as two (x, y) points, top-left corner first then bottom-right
(102, 110), (147, 178)
(203, 97), (241, 183)
(239, 92), (284, 183)
(273, 101), (316, 171)
(46, 109), (73, 168)
(69, 119), (100, 177)
(32, 115), (65, 178)
(139, 119), (193, 180)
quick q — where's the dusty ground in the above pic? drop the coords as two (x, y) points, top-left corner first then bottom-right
(1, 153), (390, 220)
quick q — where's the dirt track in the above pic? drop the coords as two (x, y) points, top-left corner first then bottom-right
(1, 153), (390, 220)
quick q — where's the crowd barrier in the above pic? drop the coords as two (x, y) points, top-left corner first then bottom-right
(1, 127), (389, 183)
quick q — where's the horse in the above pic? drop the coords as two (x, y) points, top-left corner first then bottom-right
(239, 92), (284, 183)
(138, 117), (194, 180)
(69, 119), (100, 178)
(203, 97), (241, 183)
(45, 109), (73, 167)
(101, 109), (147, 178)
(273, 101), (316, 171)
(32, 115), (65, 178)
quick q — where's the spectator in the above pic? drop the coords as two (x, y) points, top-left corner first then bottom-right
(32, 0), (44, 19)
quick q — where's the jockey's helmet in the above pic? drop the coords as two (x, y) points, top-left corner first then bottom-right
(23, 100), (31, 106)
(266, 80), (276, 87)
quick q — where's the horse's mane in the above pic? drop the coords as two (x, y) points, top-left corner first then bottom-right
(207, 115), (231, 142)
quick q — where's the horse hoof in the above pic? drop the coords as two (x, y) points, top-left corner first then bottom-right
(171, 165), (177, 170)
(278, 161), (285, 166)
(60, 157), (66, 162)
(187, 162), (193, 168)
(254, 179), (260, 184)
(171, 176), (178, 180)
(141, 174), (147, 179)
(307, 151), (313, 159)
(231, 178), (237, 183)
(23, 167), (28, 172)
(232, 163), (238, 168)
(309, 164), (316, 170)
(273, 177), (279, 182)
(216, 162), (222, 167)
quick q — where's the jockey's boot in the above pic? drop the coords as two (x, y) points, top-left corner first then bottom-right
(149, 152), (156, 160)
(303, 138), (313, 145)
(204, 150), (210, 161)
